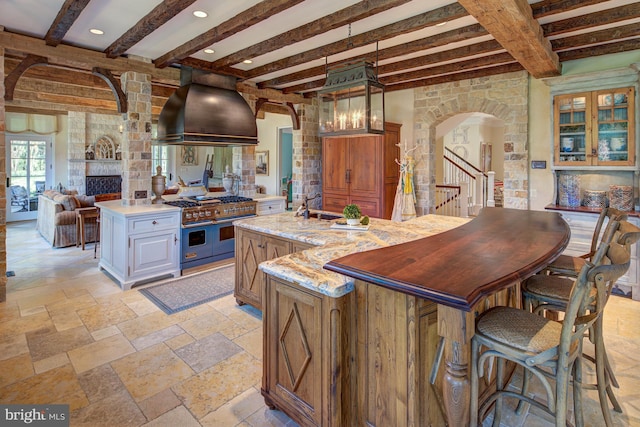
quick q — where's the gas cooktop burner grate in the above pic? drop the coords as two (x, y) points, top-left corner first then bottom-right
(216, 196), (254, 203)
(164, 200), (199, 208)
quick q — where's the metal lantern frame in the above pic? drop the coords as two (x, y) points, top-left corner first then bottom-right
(318, 60), (385, 137)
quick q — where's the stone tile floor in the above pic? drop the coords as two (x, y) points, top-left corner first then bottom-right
(1, 220), (639, 426)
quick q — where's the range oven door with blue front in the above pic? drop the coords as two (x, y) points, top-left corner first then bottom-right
(181, 220), (235, 270)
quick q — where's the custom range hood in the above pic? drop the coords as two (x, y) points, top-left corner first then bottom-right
(156, 68), (258, 146)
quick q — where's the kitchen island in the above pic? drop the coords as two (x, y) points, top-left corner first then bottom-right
(95, 200), (181, 290)
(234, 208), (570, 426)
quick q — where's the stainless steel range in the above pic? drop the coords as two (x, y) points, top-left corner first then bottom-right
(164, 196), (257, 270)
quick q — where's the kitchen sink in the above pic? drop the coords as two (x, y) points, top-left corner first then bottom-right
(308, 212), (342, 221)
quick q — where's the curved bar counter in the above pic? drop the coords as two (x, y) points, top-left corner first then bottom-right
(242, 208), (569, 427)
(324, 207), (570, 311)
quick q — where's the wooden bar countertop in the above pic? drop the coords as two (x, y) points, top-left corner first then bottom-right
(324, 208), (570, 311)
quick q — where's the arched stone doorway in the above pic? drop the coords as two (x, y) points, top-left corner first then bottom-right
(411, 70), (530, 215)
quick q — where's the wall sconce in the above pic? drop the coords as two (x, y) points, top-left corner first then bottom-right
(118, 124), (124, 133)
(318, 60), (384, 136)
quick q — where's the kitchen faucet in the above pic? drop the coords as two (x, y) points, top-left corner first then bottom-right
(296, 194), (320, 219)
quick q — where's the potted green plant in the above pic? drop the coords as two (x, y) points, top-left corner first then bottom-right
(343, 204), (362, 226)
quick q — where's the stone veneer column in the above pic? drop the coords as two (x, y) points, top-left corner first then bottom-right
(413, 71), (529, 214)
(232, 146), (255, 197)
(120, 71), (152, 205)
(291, 100), (321, 209)
(233, 93), (256, 197)
(67, 111), (87, 193)
(0, 46), (6, 302)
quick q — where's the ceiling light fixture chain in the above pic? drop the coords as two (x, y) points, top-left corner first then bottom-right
(347, 23), (353, 49)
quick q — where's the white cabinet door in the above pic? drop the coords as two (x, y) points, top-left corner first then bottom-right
(129, 231), (178, 279)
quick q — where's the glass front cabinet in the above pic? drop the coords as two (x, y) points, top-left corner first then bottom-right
(554, 86), (635, 166)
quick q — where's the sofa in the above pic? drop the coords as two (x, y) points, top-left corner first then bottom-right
(36, 190), (97, 248)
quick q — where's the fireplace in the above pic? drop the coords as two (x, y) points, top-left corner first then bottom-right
(86, 175), (122, 196)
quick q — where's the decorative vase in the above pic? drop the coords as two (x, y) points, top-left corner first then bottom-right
(347, 218), (360, 226)
(151, 166), (166, 204)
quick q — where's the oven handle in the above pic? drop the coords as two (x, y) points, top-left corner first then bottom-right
(215, 215), (257, 224)
(182, 221), (215, 229)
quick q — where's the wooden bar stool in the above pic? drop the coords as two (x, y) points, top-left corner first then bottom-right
(470, 229), (630, 427)
(543, 207), (626, 277)
(75, 207), (99, 250)
(521, 220), (640, 426)
(94, 207), (101, 259)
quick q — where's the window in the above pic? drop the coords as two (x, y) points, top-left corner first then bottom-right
(152, 144), (169, 179)
(6, 133), (52, 221)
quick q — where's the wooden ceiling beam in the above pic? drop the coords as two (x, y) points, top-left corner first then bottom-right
(209, 0), (413, 69)
(44, 0), (91, 46)
(7, 99), (117, 116)
(551, 22), (640, 51)
(558, 38), (640, 62)
(104, 0), (198, 58)
(542, 2), (640, 37)
(179, 57), (246, 79)
(13, 90), (118, 110)
(381, 53), (516, 85)
(531, 0), (610, 19)
(263, 25), (493, 89)
(243, 3), (470, 80)
(386, 63), (525, 92)
(5, 105), (69, 116)
(0, 29), (180, 85)
(457, 0), (560, 78)
(283, 51), (516, 94)
(236, 82), (310, 105)
(154, 0), (305, 68)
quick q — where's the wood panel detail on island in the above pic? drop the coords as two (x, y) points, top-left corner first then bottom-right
(234, 209), (569, 426)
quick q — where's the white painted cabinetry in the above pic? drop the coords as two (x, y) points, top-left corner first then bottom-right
(255, 195), (286, 216)
(97, 201), (181, 290)
(558, 210), (639, 300)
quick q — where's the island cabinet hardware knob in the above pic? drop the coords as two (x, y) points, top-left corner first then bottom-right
(152, 220), (158, 225)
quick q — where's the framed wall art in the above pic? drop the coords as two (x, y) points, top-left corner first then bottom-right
(181, 145), (198, 166)
(256, 150), (269, 175)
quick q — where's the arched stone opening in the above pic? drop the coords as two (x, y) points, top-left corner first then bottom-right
(412, 71), (530, 215)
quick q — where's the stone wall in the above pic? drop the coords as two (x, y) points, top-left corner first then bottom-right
(67, 112), (123, 194)
(120, 71), (152, 206)
(67, 111), (86, 194)
(413, 70), (529, 214)
(292, 100), (321, 209)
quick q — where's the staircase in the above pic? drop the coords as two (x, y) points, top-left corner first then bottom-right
(435, 147), (498, 217)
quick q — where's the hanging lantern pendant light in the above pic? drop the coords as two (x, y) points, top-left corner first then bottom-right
(318, 25), (385, 136)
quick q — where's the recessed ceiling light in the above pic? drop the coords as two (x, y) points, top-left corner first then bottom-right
(89, 28), (104, 35)
(204, 48), (215, 54)
(243, 59), (253, 64)
(435, 21), (448, 27)
(193, 10), (207, 18)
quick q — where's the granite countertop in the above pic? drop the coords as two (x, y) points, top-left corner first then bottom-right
(233, 212), (470, 298)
